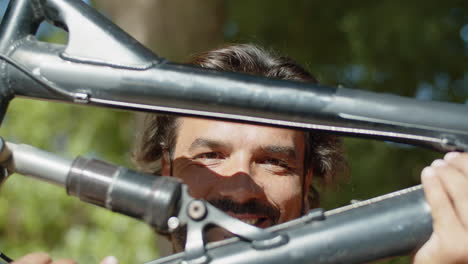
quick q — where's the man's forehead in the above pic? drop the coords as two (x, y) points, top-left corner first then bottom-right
(176, 117), (305, 149)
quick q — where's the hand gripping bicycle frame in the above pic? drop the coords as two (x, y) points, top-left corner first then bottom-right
(0, 1), (466, 263)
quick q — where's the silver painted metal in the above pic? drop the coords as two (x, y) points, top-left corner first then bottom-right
(85, 97), (454, 150)
(167, 216), (180, 231)
(73, 92), (90, 104)
(325, 185), (425, 216)
(67, 157), (182, 232)
(43, 0), (160, 69)
(187, 200), (207, 221)
(147, 186), (431, 264)
(0, 138), (9, 185)
(4, 39), (467, 152)
(175, 195), (290, 262)
(0, 141), (182, 233)
(2, 142), (71, 186)
(175, 185), (282, 262)
(178, 185), (285, 264)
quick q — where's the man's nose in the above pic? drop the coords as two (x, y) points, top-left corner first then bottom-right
(223, 153), (251, 177)
(216, 173), (265, 204)
(217, 155), (265, 203)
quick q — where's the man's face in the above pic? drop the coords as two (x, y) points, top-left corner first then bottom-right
(162, 117), (311, 244)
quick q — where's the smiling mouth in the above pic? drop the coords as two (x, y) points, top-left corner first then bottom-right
(207, 199), (278, 229)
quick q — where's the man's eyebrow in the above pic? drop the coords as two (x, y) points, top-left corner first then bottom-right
(188, 138), (231, 152)
(259, 145), (297, 160)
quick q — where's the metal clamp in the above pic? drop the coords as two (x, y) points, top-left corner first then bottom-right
(169, 186), (287, 263)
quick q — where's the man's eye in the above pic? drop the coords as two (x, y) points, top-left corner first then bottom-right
(194, 152), (224, 160)
(261, 158), (290, 169)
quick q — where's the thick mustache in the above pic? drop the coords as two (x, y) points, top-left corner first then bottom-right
(208, 198), (279, 224)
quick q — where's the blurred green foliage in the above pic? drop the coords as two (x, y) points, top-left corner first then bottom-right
(0, 0), (466, 263)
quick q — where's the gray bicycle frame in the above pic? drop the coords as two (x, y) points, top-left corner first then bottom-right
(0, 0), (466, 264)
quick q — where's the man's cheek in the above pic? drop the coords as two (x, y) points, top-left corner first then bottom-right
(263, 177), (302, 199)
(176, 168), (221, 198)
(263, 180), (303, 218)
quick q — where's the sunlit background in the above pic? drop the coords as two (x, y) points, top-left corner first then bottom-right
(0, 0), (466, 263)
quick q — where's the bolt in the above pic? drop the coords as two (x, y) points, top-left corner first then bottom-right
(187, 200), (207, 221)
(167, 216), (180, 231)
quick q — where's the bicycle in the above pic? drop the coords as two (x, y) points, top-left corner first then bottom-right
(0, 1), (467, 263)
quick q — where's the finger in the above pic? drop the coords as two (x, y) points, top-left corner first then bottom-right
(431, 159), (468, 227)
(421, 166), (463, 236)
(12, 252), (52, 264)
(100, 256), (118, 264)
(444, 152), (468, 176)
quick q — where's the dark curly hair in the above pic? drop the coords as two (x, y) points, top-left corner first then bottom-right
(133, 44), (346, 208)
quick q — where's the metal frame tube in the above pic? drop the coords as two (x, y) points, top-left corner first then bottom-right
(3, 39), (468, 152)
(148, 186), (431, 264)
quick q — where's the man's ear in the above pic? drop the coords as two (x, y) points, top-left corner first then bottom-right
(161, 152), (171, 176)
(303, 169), (313, 212)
